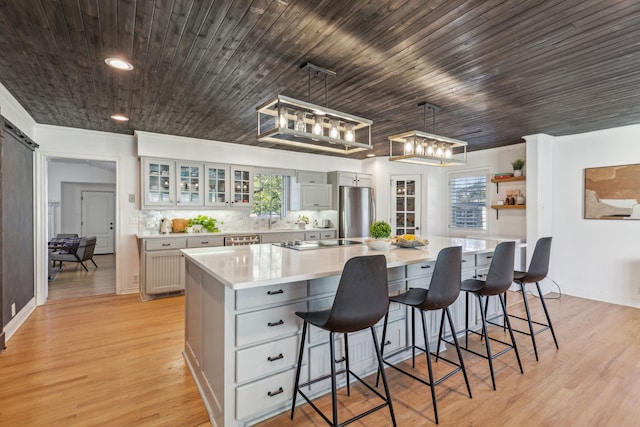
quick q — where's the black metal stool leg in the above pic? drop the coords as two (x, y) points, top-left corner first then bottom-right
(465, 291), (470, 348)
(376, 312), (390, 388)
(344, 333), (350, 396)
(535, 282), (559, 349)
(435, 309), (446, 361)
(519, 281), (539, 361)
(291, 321), (308, 419)
(370, 327), (397, 427)
(500, 293), (523, 374)
(329, 331), (338, 426)
(420, 310), (439, 424)
(411, 307), (417, 368)
(445, 307), (472, 398)
(478, 295), (496, 390)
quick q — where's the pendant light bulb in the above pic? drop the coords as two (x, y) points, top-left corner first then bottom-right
(294, 111), (306, 132)
(313, 115), (324, 136)
(436, 143), (444, 158)
(329, 120), (339, 139)
(345, 123), (354, 142)
(426, 143), (434, 156)
(278, 106), (287, 128)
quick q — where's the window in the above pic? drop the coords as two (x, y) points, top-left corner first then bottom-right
(449, 172), (487, 230)
(252, 173), (286, 217)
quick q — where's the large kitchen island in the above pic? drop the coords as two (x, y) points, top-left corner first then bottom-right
(182, 236), (512, 427)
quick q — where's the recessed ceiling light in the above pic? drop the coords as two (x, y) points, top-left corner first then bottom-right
(110, 114), (129, 122)
(104, 57), (134, 71)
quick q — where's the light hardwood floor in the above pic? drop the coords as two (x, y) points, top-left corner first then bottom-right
(48, 254), (116, 301)
(1, 291), (639, 426)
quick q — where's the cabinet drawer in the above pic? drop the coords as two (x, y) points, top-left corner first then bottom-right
(236, 335), (301, 383)
(236, 369), (295, 420)
(236, 281), (307, 310)
(236, 302), (305, 347)
(320, 231), (336, 239)
(146, 238), (187, 251)
(309, 275), (340, 296)
(461, 254), (475, 268)
(187, 236), (224, 248)
(305, 232), (320, 240)
(476, 251), (494, 268)
(407, 261), (436, 279)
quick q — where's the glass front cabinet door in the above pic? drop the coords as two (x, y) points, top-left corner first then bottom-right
(176, 162), (204, 207)
(143, 159), (175, 207)
(230, 166), (253, 208)
(204, 163), (230, 207)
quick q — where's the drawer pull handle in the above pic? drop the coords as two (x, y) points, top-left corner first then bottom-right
(486, 255), (493, 259)
(201, 241), (209, 244)
(462, 259), (467, 263)
(267, 289), (284, 295)
(335, 356), (346, 364)
(384, 340), (392, 346)
(162, 243), (170, 247)
(267, 387), (284, 397)
(268, 320), (284, 327)
(421, 265), (432, 269)
(267, 353), (284, 362)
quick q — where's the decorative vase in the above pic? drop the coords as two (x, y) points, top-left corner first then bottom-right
(513, 169), (523, 177)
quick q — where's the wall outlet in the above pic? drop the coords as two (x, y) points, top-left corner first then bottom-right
(11, 303), (16, 317)
(133, 275), (139, 283)
(129, 194), (136, 203)
(129, 216), (138, 224)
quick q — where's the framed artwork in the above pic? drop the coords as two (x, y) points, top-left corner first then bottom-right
(584, 163), (640, 219)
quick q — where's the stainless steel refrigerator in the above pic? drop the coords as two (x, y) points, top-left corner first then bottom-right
(338, 186), (375, 238)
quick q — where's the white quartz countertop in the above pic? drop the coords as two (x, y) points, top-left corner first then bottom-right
(181, 236), (513, 290)
(137, 227), (336, 239)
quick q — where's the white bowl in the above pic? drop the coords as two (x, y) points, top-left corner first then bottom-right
(365, 238), (392, 251)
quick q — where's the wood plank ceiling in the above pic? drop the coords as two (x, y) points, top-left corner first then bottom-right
(0, 0), (639, 159)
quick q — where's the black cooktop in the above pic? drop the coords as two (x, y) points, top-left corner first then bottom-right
(275, 239), (363, 251)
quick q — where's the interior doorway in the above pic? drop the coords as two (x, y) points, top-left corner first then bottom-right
(47, 158), (117, 301)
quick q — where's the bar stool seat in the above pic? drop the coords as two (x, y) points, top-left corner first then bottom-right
(379, 246), (471, 425)
(290, 255), (396, 427)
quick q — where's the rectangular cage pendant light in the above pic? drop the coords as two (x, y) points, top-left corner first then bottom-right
(256, 63), (372, 154)
(389, 102), (467, 166)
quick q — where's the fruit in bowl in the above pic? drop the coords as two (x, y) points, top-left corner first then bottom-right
(395, 234), (428, 248)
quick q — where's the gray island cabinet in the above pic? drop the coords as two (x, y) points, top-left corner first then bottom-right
(182, 236), (508, 427)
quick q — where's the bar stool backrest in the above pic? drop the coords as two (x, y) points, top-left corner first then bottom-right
(325, 255), (389, 333)
(419, 246), (462, 311)
(480, 241), (516, 296)
(523, 237), (552, 283)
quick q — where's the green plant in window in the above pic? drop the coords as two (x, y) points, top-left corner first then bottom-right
(188, 215), (222, 232)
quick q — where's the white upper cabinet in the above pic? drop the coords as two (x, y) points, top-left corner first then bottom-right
(176, 162), (204, 207)
(142, 158), (175, 207)
(204, 163), (230, 207)
(141, 158), (253, 209)
(328, 171), (372, 187)
(295, 170), (327, 184)
(290, 182), (332, 210)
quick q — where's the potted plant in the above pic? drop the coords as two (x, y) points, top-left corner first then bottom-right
(297, 215), (309, 229)
(188, 215), (222, 233)
(366, 220), (392, 250)
(511, 159), (525, 177)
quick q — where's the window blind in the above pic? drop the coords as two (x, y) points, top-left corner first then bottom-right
(449, 174), (487, 229)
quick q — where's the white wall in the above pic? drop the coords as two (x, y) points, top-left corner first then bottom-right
(548, 124), (640, 307)
(0, 84), (36, 140)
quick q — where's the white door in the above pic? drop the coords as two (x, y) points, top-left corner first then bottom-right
(391, 174), (422, 236)
(81, 191), (115, 254)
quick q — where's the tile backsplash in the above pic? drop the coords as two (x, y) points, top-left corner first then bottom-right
(138, 209), (338, 234)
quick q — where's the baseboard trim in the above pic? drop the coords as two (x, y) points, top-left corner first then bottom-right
(0, 330), (5, 353)
(4, 297), (37, 343)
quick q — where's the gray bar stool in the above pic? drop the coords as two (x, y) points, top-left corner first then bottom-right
(379, 246), (472, 425)
(290, 255), (396, 427)
(441, 240), (523, 390)
(508, 236), (559, 361)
